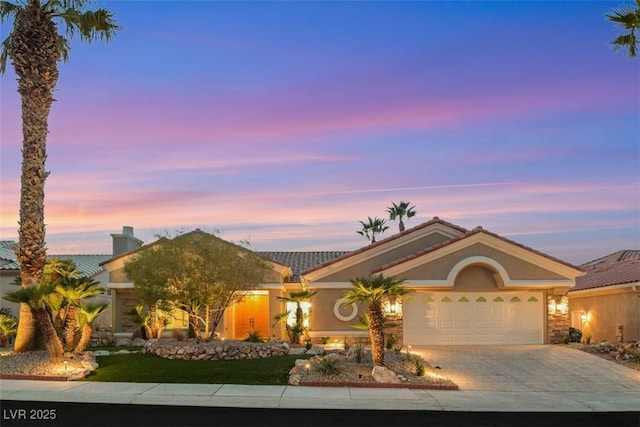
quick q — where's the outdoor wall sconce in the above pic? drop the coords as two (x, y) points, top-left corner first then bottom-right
(581, 312), (591, 323)
(557, 296), (569, 315)
(383, 296), (402, 315)
(548, 296), (568, 315)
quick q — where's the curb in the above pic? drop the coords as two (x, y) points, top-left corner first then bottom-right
(299, 380), (459, 390)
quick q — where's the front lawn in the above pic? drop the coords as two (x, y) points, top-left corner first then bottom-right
(81, 353), (311, 385)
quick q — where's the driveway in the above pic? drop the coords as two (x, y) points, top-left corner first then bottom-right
(412, 344), (640, 392)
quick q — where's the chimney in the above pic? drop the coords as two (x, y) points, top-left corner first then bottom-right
(111, 226), (143, 256)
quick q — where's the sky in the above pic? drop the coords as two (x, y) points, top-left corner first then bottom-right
(0, 1), (638, 265)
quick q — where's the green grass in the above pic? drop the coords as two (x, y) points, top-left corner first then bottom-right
(81, 353), (311, 385)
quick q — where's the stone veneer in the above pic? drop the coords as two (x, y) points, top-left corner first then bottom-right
(547, 293), (570, 344)
(143, 339), (289, 360)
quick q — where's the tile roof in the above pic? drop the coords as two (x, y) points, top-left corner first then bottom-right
(373, 225), (582, 274)
(259, 251), (350, 281)
(0, 241), (109, 277)
(571, 250), (640, 291)
(302, 217), (467, 276)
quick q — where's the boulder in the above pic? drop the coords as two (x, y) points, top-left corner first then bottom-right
(288, 374), (301, 386)
(81, 360), (99, 371)
(132, 338), (147, 346)
(93, 350), (110, 357)
(371, 366), (401, 384)
(306, 346), (325, 355)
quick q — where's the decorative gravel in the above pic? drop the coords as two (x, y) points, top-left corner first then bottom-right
(0, 349), (88, 377)
(298, 349), (456, 387)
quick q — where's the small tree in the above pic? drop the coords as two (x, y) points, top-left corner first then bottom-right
(124, 230), (271, 341)
(4, 282), (64, 362)
(274, 290), (316, 344)
(342, 274), (409, 367)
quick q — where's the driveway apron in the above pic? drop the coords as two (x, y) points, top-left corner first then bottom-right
(413, 344), (640, 392)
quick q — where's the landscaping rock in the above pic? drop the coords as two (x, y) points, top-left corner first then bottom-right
(372, 365), (401, 384)
(306, 346), (325, 355)
(93, 350), (110, 357)
(142, 339), (289, 361)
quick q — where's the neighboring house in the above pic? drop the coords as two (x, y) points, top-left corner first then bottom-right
(569, 250), (640, 343)
(104, 217), (584, 345)
(0, 227), (142, 329)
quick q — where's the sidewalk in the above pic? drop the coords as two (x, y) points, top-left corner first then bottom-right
(2, 378), (640, 412)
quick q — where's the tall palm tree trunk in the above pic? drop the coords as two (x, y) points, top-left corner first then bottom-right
(368, 302), (386, 366)
(11, 0), (60, 352)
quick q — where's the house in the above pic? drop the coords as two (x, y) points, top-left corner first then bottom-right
(0, 240), (112, 328)
(568, 250), (640, 343)
(104, 217), (584, 345)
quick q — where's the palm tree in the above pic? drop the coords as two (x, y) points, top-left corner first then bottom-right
(274, 290), (316, 344)
(356, 216), (389, 243)
(4, 282), (64, 362)
(387, 201), (416, 233)
(55, 276), (104, 352)
(341, 274), (409, 367)
(72, 301), (108, 354)
(607, 0), (640, 59)
(0, 0), (119, 352)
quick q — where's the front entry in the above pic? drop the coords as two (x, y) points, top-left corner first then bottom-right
(234, 292), (269, 340)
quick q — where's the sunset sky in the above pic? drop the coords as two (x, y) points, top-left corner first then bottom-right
(0, 1), (638, 265)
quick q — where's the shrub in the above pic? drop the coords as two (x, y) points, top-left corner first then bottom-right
(415, 359), (425, 377)
(171, 329), (186, 341)
(317, 353), (341, 375)
(244, 331), (265, 342)
(386, 334), (396, 350)
(354, 343), (365, 363)
(569, 327), (582, 343)
(320, 336), (330, 344)
(563, 335), (570, 344)
(393, 345), (402, 354)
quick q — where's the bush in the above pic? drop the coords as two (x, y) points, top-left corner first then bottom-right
(386, 334), (396, 350)
(569, 327), (582, 343)
(320, 336), (330, 344)
(317, 353), (341, 375)
(415, 359), (425, 377)
(354, 343), (365, 363)
(244, 331), (265, 342)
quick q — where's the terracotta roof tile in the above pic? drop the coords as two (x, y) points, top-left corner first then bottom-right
(301, 217), (467, 275)
(371, 225), (581, 274)
(571, 250), (640, 291)
(260, 251), (350, 281)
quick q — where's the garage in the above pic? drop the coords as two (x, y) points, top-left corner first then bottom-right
(403, 291), (544, 345)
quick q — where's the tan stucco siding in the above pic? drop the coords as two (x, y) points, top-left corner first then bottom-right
(310, 288), (364, 332)
(452, 266), (499, 291)
(570, 290), (640, 342)
(319, 232), (455, 282)
(109, 266), (129, 283)
(400, 243), (566, 281)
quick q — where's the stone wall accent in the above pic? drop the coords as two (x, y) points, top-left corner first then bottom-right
(143, 339), (289, 361)
(547, 294), (570, 344)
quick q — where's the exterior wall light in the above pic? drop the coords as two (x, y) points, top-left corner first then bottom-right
(557, 296), (569, 315)
(548, 299), (557, 315)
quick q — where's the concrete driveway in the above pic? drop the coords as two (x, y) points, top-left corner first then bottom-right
(413, 344), (640, 392)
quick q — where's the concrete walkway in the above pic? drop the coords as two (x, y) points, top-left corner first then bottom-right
(1, 345), (639, 412)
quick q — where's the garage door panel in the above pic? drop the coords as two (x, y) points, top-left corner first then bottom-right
(404, 292), (543, 345)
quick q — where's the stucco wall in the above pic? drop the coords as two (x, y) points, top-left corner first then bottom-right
(570, 290), (640, 342)
(452, 266), (499, 291)
(309, 288), (362, 333)
(319, 232), (454, 282)
(401, 243), (566, 281)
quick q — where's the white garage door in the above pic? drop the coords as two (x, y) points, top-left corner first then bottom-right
(403, 292), (544, 345)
